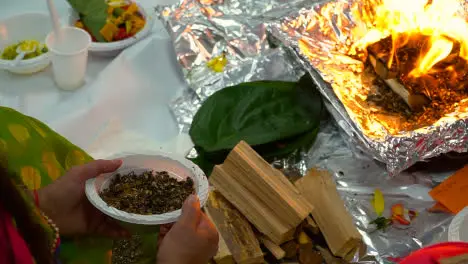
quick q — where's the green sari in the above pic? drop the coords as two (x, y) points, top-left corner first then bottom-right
(0, 107), (157, 264)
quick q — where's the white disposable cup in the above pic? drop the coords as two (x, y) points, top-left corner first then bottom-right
(45, 27), (91, 90)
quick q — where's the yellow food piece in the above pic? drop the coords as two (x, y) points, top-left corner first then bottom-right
(100, 22), (119, 42)
(125, 20), (132, 34)
(107, 6), (115, 15)
(75, 21), (85, 29)
(129, 17), (146, 35)
(126, 2), (139, 13)
(298, 232), (311, 244)
(1, 40), (48, 60)
(207, 53), (228, 72)
(372, 188), (385, 216)
(107, 0), (129, 7)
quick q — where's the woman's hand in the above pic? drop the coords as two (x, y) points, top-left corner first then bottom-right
(157, 195), (219, 264)
(37, 159), (129, 238)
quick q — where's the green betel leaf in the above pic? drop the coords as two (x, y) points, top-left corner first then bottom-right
(82, 14), (107, 42)
(189, 78), (323, 153)
(67, 0), (107, 16)
(67, 0), (108, 42)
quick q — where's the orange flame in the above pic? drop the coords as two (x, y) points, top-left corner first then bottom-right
(351, 0), (468, 77)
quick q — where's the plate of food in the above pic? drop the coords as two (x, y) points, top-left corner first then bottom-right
(67, 0), (154, 56)
(85, 154), (209, 231)
(0, 13), (51, 74)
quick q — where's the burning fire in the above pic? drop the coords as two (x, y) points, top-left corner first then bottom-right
(351, 0), (468, 78)
(289, 0), (468, 135)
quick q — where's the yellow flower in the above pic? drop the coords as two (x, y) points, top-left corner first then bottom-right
(372, 189), (385, 216)
(207, 52), (228, 72)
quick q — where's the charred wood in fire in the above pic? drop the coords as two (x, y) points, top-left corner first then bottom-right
(364, 34), (468, 129)
(367, 40), (430, 111)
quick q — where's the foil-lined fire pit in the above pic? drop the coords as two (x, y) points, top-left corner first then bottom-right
(270, 0), (468, 174)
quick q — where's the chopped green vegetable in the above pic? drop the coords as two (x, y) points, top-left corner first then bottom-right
(370, 216), (393, 232)
(113, 7), (125, 17)
(1, 40), (48, 60)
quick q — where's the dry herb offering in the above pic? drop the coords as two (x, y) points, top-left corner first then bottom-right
(101, 171), (195, 214)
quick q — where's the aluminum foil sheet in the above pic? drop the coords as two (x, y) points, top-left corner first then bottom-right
(268, 0), (468, 175)
(309, 120), (456, 263)
(159, 0), (459, 262)
(158, 0), (310, 102)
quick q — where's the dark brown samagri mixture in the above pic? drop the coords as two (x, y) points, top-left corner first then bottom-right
(101, 171), (195, 214)
(365, 35), (468, 131)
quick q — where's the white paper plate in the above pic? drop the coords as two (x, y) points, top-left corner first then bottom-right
(68, 2), (155, 57)
(85, 154), (209, 225)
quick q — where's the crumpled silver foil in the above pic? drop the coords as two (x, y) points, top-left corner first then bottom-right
(159, 0), (310, 177)
(158, 0), (458, 262)
(268, 0), (468, 175)
(310, 119), (454, 263)
(158, 0), (308, 103)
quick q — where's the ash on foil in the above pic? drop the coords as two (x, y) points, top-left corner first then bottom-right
(269, 0), (468, 174)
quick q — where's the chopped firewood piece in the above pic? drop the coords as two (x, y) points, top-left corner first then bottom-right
(343, 246), (358, 262)
(304, 216), (320, 235)
(281, 241), (299, 259)
(368, 53), (430, 111)
(298, 232), (312, 245)
(212, 232), (235, 264)
(439, 254), (468, 264)
(205, 191), (264, 264)
(210, 141), (313, 244)
(259, 236), (286, 260)
(295, 169), (362, 258)
(298, 244), (323, 264)
(317, 246), (347, 264)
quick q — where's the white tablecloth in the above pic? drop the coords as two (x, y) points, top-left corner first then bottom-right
(0, 0), (194, 158)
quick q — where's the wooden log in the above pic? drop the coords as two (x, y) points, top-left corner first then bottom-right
(205, 191), (264, 264)
(281, 240), (299, 259)
(317, 246), (347, 264)
(295, 169), (362, 258)
(304, 216), (320, 235)
(212, 232), (235, 264)
(298, 244), (323, 264)
(259, 236), (286, 260)
(367, 44), (430, 111)
(210, 141), (313, 244)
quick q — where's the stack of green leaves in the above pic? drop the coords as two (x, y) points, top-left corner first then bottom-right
(66, 0), (108, 42)
(189, 74), (324, 175)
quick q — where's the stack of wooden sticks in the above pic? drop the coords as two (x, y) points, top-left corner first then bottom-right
(205, 141), (362, 264)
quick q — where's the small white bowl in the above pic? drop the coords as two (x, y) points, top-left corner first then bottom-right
(85, 154), (209, 230)
(0, 13), (52, 74)
(68, 2), (154, 57)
